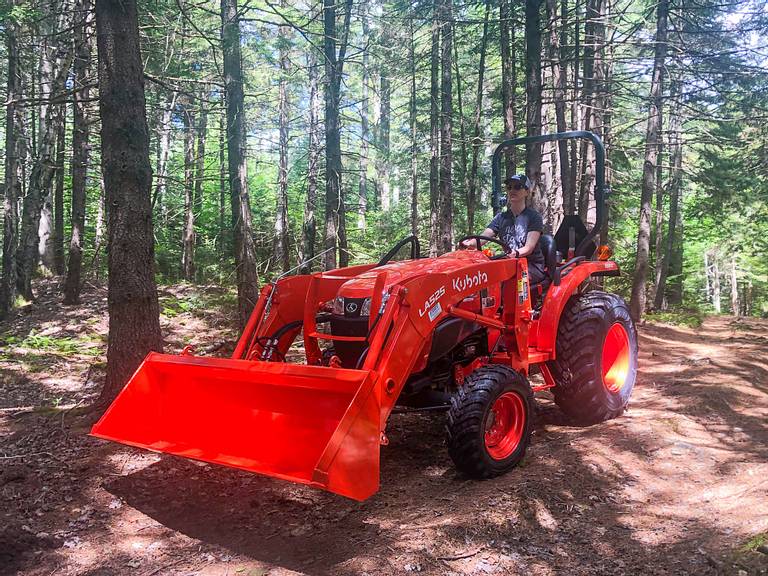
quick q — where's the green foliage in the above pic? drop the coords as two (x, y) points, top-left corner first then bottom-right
(644, 309), (705, 328)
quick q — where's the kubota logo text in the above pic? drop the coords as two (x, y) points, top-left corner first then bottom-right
(452, 271), (488, 292)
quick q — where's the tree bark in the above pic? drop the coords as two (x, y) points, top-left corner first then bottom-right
(194, 95), (208, 215)
(152, 90), (176, 220)
(300, 49), (320, 272)
(525, 0), (543, 208)
(437, 0), (453, 254)
(630, 0), (667, 322)
(730, 256), (739, 316)
(275, 6), (290, 272)
(63, 0), (92, 304)
(0, 7), (22, 318)
(711, 251), (721, 313)
(468, 1), (490, 231)
(218, 106), (227, 253)
(358, 4), (370, 229)
(222, 0), (260, 324)
(653, 82), (682, 311)
(53, 113), (66, 275)
(428, 0), (440, 256)
(182, 99), (196, 281)
(409, 18), (418, 237)
(16, 40), (72, 301)
(499, 0), (517, 175)
(377, 61), (391, 211)
(322, 0), (352, 270)
(547, 0), (571, 213)
(95, 0), (163, 405)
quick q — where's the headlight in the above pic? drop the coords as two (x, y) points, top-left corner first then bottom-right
(332, 296), (344, 315)
(360, 297), (371, 316)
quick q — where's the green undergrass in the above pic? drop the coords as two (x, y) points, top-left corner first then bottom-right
(644, 309), (705, 328)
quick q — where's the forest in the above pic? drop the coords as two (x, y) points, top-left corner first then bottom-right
(1, 0), (768, 574)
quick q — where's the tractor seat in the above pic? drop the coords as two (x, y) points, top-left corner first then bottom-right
(531, 234), (557, 307)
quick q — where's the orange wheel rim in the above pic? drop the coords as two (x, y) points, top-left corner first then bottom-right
(602, 322), (630, 393)
(484, 392), (526, 460)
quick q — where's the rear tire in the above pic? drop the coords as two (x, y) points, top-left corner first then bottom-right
(446, 366), (533, 478)
(548, 291), (638, 424)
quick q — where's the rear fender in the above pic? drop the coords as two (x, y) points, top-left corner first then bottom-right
(536, 260), (620, 355)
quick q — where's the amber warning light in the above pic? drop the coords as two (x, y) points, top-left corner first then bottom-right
(596, 245), (613, 261)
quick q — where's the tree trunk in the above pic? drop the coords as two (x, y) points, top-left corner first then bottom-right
(629, 0), (667, 322)
(453, 40), (469, 225)
(525, 0), (544, 209)
(94, 177), (105, 279)
(547, 0), (571, 213)
(711, 252), (721, 313)
(730, 256), (739, 316)
(377, 43), (391, 211)
(63, 0), (92, 304)
(467, 1), (490, 231)
(275, 8), (290, 272)
(653, 82), (681, 311)
(409, 18), (418, 237)
(499, 0), (517, 175)
(322, 0), (352, 270)
(194, 96), (208, 215)
(222, 0), (260, 324)
(300, 49), (320, 272)
(437, 0), (453, 254)
(218, 107), (227, 252)
(0, 8), (22, 318)
(650, 137), (664, 306)
(95, 0), (163, 405)
(152, 90), (176, 220)
(16, 43), (72, 301)
(182, 99), (196, 281)
(358, 4), (370, 229)
(53, 113), (66, 275)
(429, 0), (440, 256)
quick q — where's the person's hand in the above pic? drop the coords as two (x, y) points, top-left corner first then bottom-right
(459, 238), (477, 249)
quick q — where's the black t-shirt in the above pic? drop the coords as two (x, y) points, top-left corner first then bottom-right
(488, 207), (545, 276)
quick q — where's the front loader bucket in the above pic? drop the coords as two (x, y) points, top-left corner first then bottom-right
(91, 353), (382, 500)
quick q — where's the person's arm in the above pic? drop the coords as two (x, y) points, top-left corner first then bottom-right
(460, 228), (496, 248)
(515, 231), (541, 258)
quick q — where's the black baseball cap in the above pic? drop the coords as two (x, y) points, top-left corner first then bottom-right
(504, 174), (531, 189)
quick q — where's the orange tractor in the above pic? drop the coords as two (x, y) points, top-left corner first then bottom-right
(92, 132), (638, 501)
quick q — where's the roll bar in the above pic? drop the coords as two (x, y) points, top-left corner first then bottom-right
(491, 130), (608, 259)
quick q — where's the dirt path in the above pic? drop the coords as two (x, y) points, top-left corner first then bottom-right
(1, 283), (767, 576)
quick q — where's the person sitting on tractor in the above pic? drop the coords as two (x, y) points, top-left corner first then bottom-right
(462, 174), (546, 285)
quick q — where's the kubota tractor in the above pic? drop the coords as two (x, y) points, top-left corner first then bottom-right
(92, 131), (638, 501)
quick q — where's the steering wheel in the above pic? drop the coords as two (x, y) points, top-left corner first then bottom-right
(457, 234), (512, 256)
(377, 235), (421, 266)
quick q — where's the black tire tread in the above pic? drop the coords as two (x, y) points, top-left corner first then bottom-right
(446, 365), (533, 479)
(547, 291), (637, 424)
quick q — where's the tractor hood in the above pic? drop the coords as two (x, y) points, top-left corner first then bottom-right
(336, 249), (490, 300)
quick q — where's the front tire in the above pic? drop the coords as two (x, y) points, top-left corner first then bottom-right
(548, 291), (638, 424)
(446, 366), (533, 478)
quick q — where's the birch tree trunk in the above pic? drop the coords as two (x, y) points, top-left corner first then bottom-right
(630, 0), (667, 322)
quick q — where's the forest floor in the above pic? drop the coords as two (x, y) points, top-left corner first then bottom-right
(1, 280), (767, 576)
